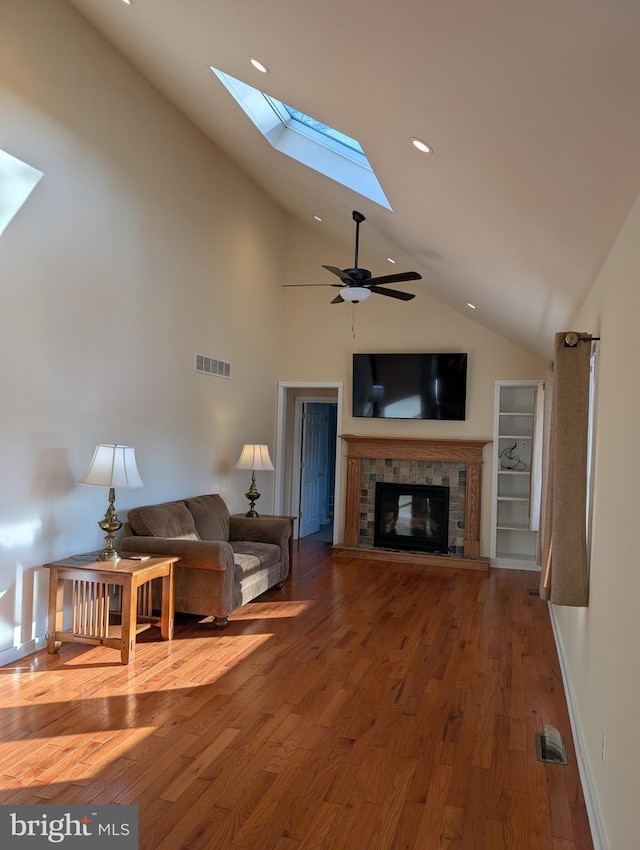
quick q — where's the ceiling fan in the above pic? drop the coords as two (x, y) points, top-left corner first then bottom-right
(290, 211), (422, 303)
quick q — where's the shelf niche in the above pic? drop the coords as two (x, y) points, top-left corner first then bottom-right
(491, 381), (541, 569)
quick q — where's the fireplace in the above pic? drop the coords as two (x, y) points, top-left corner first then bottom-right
(374, 482), (449, 554)
(336, 435), (491, 570)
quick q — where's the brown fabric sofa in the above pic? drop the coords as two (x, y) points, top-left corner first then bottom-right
(120, 494), (291, 627)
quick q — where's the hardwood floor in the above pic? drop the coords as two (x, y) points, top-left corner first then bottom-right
(0, 540), (594, 849)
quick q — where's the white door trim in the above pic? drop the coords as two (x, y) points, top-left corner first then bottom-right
(275, 382), (344, 545)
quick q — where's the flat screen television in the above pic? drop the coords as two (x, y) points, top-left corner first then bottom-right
(352, 352), (468, 420)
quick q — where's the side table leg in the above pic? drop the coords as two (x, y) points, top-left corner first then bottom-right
(47, 570), (64, 654)
(120, 577), (137, 664)
(160, 565), (174, 641)
(289, 518), (294, 572)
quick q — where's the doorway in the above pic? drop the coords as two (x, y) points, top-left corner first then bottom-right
(275, 382), (344, 543)
(298, 401), (337, 537)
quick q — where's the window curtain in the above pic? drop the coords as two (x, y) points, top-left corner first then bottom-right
(538, 332), (592, 606)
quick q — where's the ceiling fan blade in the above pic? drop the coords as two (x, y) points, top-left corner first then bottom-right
(322, 264), (354, 284)
(369, 286), (415, 301)
(368, 271), (422, 286)
(331, 293), (345, 304)
(282, 282), (344, 289)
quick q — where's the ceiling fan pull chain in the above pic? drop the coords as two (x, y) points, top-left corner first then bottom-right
(352, 304), (357, 338)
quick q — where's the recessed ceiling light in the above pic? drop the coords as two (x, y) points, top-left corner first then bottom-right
(467, 302), (476, 310)
(387, 257), (396, 264)
(411, 138), (433, 154)
(313, 215), (322, 222)
(121, 0), (133, 5)
(250, 58), (269, 74)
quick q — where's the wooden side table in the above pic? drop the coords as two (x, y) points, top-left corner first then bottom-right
(43, 553), (179, 664)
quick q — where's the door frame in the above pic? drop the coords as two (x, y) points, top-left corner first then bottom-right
(275, 382), (344, 544)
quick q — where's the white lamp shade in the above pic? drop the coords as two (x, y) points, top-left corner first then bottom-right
(235, 444), (274, 471)
(340, 286), (370, 303)
(79, 444), (143, 489)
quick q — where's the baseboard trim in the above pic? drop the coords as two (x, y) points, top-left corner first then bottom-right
(490, 558), (541, 572)
(0, 635), (47, 668)
(548, 605), (608, 850)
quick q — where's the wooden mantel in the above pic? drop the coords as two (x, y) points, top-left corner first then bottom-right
(340, 435), (489, 462)
(338, 435), (492, 567)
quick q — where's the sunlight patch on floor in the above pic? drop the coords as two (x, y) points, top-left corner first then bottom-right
(228, 600), (312, 620)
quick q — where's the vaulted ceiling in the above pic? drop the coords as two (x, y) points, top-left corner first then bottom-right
(68, 0), (640, 358)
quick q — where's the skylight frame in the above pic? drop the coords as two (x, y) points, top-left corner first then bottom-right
(279, 103), (367, 157)
(210, 67), (391, 210)
(263, 95), (370, 167)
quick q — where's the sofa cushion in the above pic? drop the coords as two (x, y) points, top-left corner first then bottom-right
(233, 552), (262, 578)
(184, 494), (230, 541)
(127, 500), (200, 540)
(230, 541), (281, 570)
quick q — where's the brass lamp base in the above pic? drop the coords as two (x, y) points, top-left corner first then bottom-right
(97, 487), (122, 561)
(244, 471), (261, 517)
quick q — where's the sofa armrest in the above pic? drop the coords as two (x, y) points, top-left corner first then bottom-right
(229, 516), (290, 545)
(120, 536), (234, 572)
(229, 516), (291, 571)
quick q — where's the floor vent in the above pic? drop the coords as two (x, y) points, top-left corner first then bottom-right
(527, 588), (540, 596)
(194, 353), (231, 379)
(535, 724), (568, 764)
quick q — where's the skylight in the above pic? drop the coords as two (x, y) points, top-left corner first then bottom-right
(210, 67), (391, 210)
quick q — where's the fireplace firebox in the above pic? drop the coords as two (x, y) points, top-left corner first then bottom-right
(374, 482), (450, 554)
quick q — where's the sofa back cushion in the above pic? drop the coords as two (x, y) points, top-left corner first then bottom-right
(184, 494), (230, 541)
(127, 500), (200, 540)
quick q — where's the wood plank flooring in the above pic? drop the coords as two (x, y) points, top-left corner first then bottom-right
(0, 539), (594, 849)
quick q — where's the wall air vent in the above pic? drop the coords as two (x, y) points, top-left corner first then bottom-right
(194, 353), (231, 379)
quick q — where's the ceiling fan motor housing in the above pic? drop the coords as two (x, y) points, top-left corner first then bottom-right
(343, 267), (372, 284)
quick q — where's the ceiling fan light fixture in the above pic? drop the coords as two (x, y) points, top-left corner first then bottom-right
(340, 286), (371, 303)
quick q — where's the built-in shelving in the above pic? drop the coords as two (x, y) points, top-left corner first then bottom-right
(491, 381), (540, 569)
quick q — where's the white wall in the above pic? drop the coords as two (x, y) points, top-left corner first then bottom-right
(0, 1), (285, 662)
(552, 192), (640, 850)
(279, 215), (546, 553)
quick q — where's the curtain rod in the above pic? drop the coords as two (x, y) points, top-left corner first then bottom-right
(563, 333), (601, 347)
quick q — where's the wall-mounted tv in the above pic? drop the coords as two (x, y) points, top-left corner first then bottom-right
(352, 352), (468, 420)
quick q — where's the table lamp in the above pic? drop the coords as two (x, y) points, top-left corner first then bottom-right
(235, 444), (274, 517)
(79, 444), (143, 561)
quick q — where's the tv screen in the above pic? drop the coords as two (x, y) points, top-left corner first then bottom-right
(352, 352), (467, 420)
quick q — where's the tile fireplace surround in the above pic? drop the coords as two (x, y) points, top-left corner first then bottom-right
(333, 435), (491, 571)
